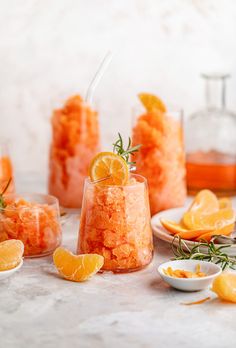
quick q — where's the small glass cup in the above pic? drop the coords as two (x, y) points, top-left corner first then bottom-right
(0, 193), (62, 257)
(0, 141), (15, 194)
(78, 174), (153, 273)
(132, 105), (186, 215)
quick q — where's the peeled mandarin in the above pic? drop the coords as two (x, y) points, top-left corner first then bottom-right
(89, 152), (129, 186)
(0, 239), (24, 271)
(53, 247), (104, 282)
(212, 273), (236, 303)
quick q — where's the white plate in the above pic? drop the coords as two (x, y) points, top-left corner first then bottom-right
(0, 259), (23, 280)
(151, 197), (236, 256)
(158, 260), (222, 291)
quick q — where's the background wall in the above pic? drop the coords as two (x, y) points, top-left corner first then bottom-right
(0, 0), (236, 190)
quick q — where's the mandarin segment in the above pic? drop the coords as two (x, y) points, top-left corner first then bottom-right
(53, 247), (104, 282)
(0, 239), (24, 271)
(212, 273), (236, 303)
(188, 189), (219, 214)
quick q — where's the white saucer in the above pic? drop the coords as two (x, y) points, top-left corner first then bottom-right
(0, 259), (23, 280)
(151, 197), (236, 256)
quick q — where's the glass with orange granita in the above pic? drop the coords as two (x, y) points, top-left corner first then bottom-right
(48, 95), (100, 208)
(78, 135), (153, 273)
(0, 142), (15, 194)
(132, 94), (187, 215)
(0, 193), (61, 257)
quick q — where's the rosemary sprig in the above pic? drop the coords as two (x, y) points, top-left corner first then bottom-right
(172, 236), (236, 270)
(0, 177), (12, 209)
(113, 133), (141, 166)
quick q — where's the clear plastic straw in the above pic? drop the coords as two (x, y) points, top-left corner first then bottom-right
(85, 51), (113, 104)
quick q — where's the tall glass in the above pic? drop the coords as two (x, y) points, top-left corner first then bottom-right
(78, 174), (153, 273)
(186, 74), (236, 195)
(0, 141), (15, 194)
(0, 193), (61, 257)
(48, 95), (100, 208)
(132, 107), (186, 215)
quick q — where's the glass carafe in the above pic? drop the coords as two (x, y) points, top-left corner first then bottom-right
(186, 74), (236, 195)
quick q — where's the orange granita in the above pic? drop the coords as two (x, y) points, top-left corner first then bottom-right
(78, 174), (153, 272)
(0, 156), (15, 194)
(48, 95), (100, 208)
(132, 94), (186, 215)
(0, 194), (61, 257)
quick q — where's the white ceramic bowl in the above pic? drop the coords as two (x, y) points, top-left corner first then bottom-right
(0, 259), (23, 280)
(158, 260), (222, 291)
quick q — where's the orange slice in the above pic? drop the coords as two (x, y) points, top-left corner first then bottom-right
(160, 219), (188, 235)
(0, 239), (24, 271)
(53, 247), (104, 282)
(89, 152), (129, 186)
(188, 189), (219, 214)
(212, 273), (236, 303)
(138, 93), (166, 113)
(182, 208), (235, 231)
(219, 197), (232, 210)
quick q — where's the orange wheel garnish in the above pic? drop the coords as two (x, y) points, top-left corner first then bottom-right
(138, 93), (166, 113)
(53, 247), (104, 282)
(0, 239), (24, 271)
(89, 152), (129, 186)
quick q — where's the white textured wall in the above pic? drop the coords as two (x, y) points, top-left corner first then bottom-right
(0, 0), (236, 190)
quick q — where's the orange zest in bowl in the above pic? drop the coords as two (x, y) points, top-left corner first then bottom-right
(53, 247), (104, 282)
(163, 264), (207, 278)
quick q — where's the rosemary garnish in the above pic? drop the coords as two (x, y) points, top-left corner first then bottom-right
(113, 133), (141, 166)
(0, 177), (12, 209)
(172, 236), (236, 270)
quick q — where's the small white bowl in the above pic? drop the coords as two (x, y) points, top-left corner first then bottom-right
(0, 259), (23, 280)
(158, 260), (222, 291)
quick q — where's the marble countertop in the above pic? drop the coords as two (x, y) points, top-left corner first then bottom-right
(1, 207), (236, 348)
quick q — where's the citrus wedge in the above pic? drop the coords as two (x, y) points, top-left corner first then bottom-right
(89, 152), (129, 186)
(0, 239), (24, 271)
(160, 219), (188, 235)
(138, 93), (166, 113)
(212, 273), (236, 303)
(53, 247), (104, 282)
(188, 189), (219, 214)
(182, 208), (235, 231)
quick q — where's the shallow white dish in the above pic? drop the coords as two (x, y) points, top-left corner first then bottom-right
(0, 259), (23, 280)
(158, 260), (222, 291)
(151, 200), (236, 256)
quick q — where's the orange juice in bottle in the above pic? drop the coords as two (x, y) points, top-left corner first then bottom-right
(186, 74), (236, 196)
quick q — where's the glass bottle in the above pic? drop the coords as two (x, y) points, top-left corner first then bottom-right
(186, 74), (236, 195)
(78, 174), (153, 273)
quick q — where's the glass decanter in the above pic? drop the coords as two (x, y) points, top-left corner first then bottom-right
(185, 73), (236, 196)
